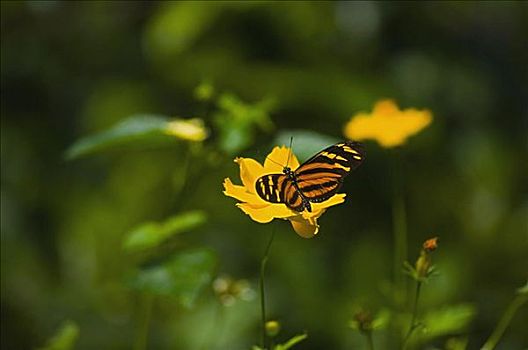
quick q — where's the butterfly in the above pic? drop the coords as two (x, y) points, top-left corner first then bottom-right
(255, 141), (365, 212)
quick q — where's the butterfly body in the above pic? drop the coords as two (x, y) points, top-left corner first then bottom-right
(282, 166), (313, 212)
(255, 141), (365, 213)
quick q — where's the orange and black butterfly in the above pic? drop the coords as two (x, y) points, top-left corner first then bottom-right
(255, 141), (365, 212)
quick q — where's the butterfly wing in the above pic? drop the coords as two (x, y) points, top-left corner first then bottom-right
(255, 174), (307, 212)
(282, 179), (306, 212)
(294, 141), (365, 204)
(255, 141), (365, 213)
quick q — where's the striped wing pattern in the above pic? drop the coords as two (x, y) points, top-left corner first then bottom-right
(255, 173), (306, 212)
(295, 141), (364, 204)
(255, 141), (365, 212)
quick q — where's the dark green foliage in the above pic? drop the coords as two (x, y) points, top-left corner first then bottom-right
(2, 2), (527, 349)
(127, 248), (216, 308)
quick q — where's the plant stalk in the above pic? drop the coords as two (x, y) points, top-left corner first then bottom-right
(135, 293), (154, 350)
(260, 228), (276, 349)
(366, 331), (375, 350)
(481, 292), (528, 350)
(392, 150), (407, 294)
(402, 281), (422, 349)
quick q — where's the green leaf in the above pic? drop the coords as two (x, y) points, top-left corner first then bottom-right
(372, 309), (391, 330)
(65, 115), (179, 159)
(274, 130), (341, 162)
(275, 333), (308, 350)
(123, 211), (207, 252)
(445, 336), (469, 350)
(517, 280), (528, 295)
(194, 80), (215, 101)
(127, 248), (216, 308)
(144, 2), (220, 60)
(420, 304), (476, 340)
(38, 320), (79, 350)
(214, 93), (275, 154)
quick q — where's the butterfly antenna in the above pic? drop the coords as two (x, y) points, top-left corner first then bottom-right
(286, 136), (293, 167)
(265, 155), (284, 168)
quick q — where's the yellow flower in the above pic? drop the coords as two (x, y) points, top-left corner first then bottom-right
(164, 118), (208, 141)
(343, 99), (432, 148)
(223, 146), (346, 238)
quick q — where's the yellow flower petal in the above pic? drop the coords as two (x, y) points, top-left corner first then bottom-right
(224, 144), (351, 236)
(310, 193), (346, 217)
(289, 216), (319, 238)
(263, 146), (300, 172)
(373, 99), (399, 114)
(290, 193), (347, 237)
(236, 202), (294, 223)
(344, 99), (432, 148)
(235, 157), (265, 193)
(222, 178), (261, 203)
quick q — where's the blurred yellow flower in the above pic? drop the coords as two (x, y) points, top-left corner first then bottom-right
(223, 146), (346, 238)
(212, 274), (255, 306)
(165, 118), (208, 141)
(344, 99), (432, 148)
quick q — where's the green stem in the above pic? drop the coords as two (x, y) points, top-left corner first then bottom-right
(134, 293), (154, 350)
(269, 338), (275, 350)
(260, 228), (276, 349)
(366, 331), (375, 350)
(392, 150), (407, 293)
(402, 281), (422, 350)
(481, 292), (528, 350)
(175, 145), (193, 198)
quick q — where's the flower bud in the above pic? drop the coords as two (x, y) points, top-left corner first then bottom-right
(165, 118), (208, 142)
(353, 310), (373, 334)
(415, 237), (438, 279)
(423, 237), (438, 252)
(265, 320), (280, 337)
(415, 250), (431, 279)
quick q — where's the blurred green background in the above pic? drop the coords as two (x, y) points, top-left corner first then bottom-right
(1, 1), (527, 349)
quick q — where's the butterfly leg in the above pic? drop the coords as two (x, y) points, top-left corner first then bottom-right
(303, 198), (312, 212)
